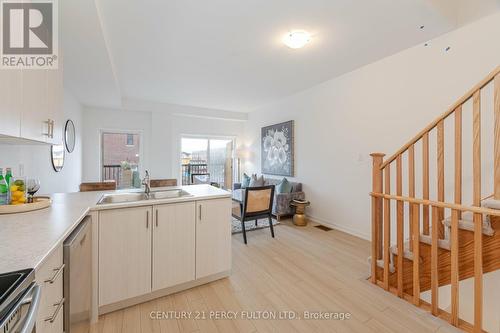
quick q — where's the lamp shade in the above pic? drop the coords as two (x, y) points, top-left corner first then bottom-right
(235, 147), (249, 159)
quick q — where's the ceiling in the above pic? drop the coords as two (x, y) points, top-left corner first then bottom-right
(62, 0), (500, 113)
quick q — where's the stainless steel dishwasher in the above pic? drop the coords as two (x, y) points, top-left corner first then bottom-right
(63, 216), (91, 333)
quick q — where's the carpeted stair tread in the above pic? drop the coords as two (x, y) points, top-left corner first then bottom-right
(367, 256), (395, 274)
(482, 198), (500, 210)
(442, 212), (494, 236)
(389, 242), (423, 263)
(418, 234), (451, 250)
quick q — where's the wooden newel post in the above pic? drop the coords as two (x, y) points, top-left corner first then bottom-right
(370, 152), (385, 283)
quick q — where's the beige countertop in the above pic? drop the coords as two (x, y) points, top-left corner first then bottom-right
(0, 185), (231, 274)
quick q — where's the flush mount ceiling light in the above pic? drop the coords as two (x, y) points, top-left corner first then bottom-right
(283, 30), (311, 49)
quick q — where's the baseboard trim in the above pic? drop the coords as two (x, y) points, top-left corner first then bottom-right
(307, 215), (370, 241)
(99, 270), (231, 315)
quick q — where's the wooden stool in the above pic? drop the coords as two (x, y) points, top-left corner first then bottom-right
(290, 200), (310, 226)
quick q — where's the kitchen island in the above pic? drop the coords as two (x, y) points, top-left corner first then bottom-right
(0, 185), (232, 330)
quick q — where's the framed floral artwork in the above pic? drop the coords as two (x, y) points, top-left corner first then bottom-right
(261, 120), (294, 176)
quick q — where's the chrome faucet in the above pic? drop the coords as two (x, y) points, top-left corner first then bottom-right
(142, 170), (151, 197)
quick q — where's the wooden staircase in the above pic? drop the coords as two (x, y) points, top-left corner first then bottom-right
(369, 66), (500, 333)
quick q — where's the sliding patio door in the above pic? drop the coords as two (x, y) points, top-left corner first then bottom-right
(180, 137), (234, 189)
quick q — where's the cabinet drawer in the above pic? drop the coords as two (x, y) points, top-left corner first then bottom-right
(35, 245), (64, 333)
(36, 299), (64, 333)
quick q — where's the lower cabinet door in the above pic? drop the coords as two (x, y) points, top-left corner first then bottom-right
(196, 198), (232, 279)
(99, 206), (152, 306)
(152, 202), (195, 291)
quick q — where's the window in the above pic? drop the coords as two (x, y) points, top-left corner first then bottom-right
(180, 137), (234, 189)
(126, 133), (134, 146)
(101, 132), (141, 189)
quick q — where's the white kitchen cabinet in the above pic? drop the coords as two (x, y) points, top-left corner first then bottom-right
(152, 202), (196, 291)
(97, 196), (232, 313)
(46, 67), (63, 144)
(0, 70), (22, 137)
(20, 69), (50, 142)
(0, 66), (62, 143)
(35, 244), (64, 333)
(99, 206), (152, 306)
(195, 198), (232, 279)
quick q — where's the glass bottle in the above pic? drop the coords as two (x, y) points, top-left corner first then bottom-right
(5, 168), (12, 204)
(10, 177), (26, 205)
(0, 168), (8, 205)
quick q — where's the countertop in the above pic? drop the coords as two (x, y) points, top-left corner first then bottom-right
(0, 185), (231, 274)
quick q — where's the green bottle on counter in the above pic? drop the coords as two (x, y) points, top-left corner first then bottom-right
(0, 168), (8, 205)
(5, 167), (12, 185)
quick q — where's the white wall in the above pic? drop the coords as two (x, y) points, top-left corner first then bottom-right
(0, 90), (83, 194)
(82, 106), (245, 182)
(243, 12), (500, 240)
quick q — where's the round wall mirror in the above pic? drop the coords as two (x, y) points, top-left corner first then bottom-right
(51, 144), (65, 172)
(64, 119), (76, 153)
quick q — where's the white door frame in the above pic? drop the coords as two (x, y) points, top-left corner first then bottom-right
(177, 134), (236, 185)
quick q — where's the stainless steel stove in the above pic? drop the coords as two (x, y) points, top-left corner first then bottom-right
(0, 269), (40, 333)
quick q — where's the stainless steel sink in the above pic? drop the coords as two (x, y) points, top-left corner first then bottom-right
(98, 192), (148, 204)
(150, 189), (192, 199)
(97, 189), (192, 205)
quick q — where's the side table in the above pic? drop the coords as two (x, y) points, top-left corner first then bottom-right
(290, 200), (310, 226)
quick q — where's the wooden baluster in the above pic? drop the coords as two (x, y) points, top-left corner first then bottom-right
(370, 153), (385, 284)
(396, 155), (404, 298)
(412, 203), (420, 306)
(383, 166), (391, 291)
(431, 206), (439, 316)
(451, 106), (462, 327)
(422, 133), (430, 235)
(494, 73), (500, 199)
(408, 145), (415, 249)
(437, 120), (445, 239)
(472, 91), (483, 332)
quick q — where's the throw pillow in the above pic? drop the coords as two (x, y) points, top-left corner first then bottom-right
(241, 173), (251, 188)
(276, 178), (292, 193)
(249, 174), (265, 187)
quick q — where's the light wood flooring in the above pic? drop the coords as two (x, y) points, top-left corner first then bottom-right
(90, 219), (462, 333)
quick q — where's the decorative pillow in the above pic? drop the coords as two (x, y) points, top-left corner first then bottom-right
(249, 174), (265, 187)
(276, 178), (292, 193)
(241, 173), (251, 188)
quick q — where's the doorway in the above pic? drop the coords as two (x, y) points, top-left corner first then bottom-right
(180, 137), (234, 189)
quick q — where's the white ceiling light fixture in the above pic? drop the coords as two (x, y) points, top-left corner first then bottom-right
(283, 30), (311, 49)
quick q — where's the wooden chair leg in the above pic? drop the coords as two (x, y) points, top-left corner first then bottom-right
(268, 215), (275, 238)
(241, 217), (248, 244)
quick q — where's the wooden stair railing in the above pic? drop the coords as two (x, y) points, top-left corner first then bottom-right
(370, 65), (500, 333)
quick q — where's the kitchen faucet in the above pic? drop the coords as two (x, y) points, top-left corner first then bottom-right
(142, 170), (151, 197)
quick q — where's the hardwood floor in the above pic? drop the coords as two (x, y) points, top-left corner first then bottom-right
(91, 219), (462, 333)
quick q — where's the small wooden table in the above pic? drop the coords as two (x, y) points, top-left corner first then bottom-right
(290, 200), (310, 226)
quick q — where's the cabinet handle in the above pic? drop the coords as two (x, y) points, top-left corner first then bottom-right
(146, 211), (149, 228)
(43, 119), (51, 137)
(199, 205), (202, 221)
(44, 263), (65, 284)
(50, 119), (55, 138)
(155, 209), (158, 227)
(44, 297), (64, 323)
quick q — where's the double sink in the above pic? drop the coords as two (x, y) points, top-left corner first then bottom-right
(98, 189), (192, 205)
